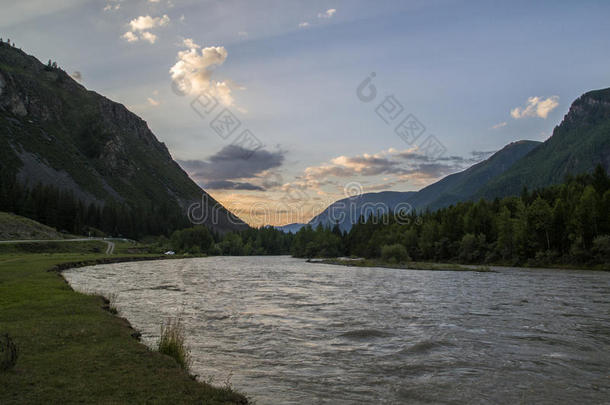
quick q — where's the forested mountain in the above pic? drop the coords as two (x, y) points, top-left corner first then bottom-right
(291, 167), (610, 267)
(405, 140), (540, 210)
(476, 87), (610, 199)
(0, 43), (246, 237)
(304, 140), (540, 232)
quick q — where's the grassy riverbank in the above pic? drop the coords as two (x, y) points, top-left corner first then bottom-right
(315, 257), (493, 272)
(0, 252), (247, 404)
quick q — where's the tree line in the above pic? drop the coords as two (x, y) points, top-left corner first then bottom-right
(291, 165), (610, 267)
(0, 170), (190, 238)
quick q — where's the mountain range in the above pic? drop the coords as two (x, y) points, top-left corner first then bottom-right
(278, 88), (610, 233)
(1, 44), (608, 237)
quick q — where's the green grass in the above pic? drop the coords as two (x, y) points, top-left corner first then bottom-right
(317, 257), (493, 272)
(0, 211), (70, 240)
(0, 241), (108, 254)
(0, 253), (248, 404)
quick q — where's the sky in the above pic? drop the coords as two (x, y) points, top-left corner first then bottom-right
(2, 0), (610, 226)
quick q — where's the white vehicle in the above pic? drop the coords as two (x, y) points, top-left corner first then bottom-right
(164, 251), (175, 255)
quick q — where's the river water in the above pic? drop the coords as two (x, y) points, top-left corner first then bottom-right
(63, 256), (610, 404)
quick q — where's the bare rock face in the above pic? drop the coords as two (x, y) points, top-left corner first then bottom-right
(0, 43), (247, 232)
(561, 89), (610, 129)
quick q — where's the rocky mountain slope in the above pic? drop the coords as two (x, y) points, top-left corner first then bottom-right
(0, 43), (246, 234)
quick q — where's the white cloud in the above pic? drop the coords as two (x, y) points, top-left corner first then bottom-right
(122, 31), (138, 42)
(510, 96), (559, 119)
(148, 0), (160, 2)
(298, 21), (310, 28)
(169, 43), (236, 106)
(129, 14), (170, 31)
(238, 31), (249, 38)
(491, 121), (507, 129)
(182, 38), (200, 48)
(147, 97), (160, 106)
(123, 14), (169, 44)
(318, 9), (336, 19)
(141, 31), (157, 44)
(103, 1), (120, 11)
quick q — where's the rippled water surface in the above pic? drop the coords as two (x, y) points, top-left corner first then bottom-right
(64, 256), (610, 404)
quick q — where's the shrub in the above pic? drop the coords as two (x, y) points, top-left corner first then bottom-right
(0, 334), (18, 371)
(593, 235), (610, 263)
(381, 244), (410, 263)
(158, 318), (191, 371)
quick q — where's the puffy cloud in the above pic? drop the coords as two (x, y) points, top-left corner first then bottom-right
(328, 153), (403, 176)
(141, 31), (157, 44)
(169, 42), (236, 105)
(122, 31), (138, 42)
(122, 14), (169, 44)
(491, 121), (507, 129)
(298, 22), (310, 28)
(147, 97), (160, 106)
(510, 96), (559, 119)
(182, 38), (200, 48)
(318, 9), (336, 19)
(129, 14), (170, 31)
(177, 145), (286, 191)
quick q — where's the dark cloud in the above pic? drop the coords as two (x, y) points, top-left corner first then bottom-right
(470, 150), (496, 160)
(405, 162), (460, 178)
(205, 180), (264, 191)
(398, 150), (494, 165)
(178, 145), (285, 191)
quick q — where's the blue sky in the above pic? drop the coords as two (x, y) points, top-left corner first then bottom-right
(2, 0), (610, 225)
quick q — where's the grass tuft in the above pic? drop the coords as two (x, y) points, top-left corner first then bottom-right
(158, 318), (192, 372)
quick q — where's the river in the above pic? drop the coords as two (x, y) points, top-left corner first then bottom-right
(63, 256), (610, 404)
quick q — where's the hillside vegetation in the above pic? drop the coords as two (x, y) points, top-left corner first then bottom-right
(0, 211), (66, 240)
